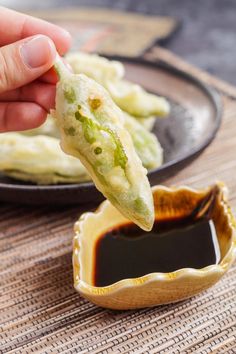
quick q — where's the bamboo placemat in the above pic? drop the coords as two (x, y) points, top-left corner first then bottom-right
(1, 49), (236, 353)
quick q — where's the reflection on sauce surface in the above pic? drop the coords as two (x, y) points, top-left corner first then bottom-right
(94, 217), (221, 287)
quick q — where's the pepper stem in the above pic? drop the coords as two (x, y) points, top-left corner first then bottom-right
(54, 53), (70, 79)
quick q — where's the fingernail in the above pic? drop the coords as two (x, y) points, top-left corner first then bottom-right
(20, 35), (56, 69)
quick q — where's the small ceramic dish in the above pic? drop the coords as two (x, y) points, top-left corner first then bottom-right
(73, 183), (236, 310)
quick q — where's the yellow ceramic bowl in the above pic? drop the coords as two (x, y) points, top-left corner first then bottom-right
(73, 183), (236, 310)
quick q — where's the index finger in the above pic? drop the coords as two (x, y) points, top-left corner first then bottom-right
(0, 7), (72, 54)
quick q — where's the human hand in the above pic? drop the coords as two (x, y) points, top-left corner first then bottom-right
(0, 7), (71, 132)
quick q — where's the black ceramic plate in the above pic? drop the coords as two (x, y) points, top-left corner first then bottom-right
(0, 57), (222, 205)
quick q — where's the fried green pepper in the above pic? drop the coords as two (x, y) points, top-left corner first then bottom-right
(136, 116), (156, 131)
(66, 52), (124, 84)
(0, 133), (90, 184)
(106, 80), (170, 118)
(54, 57), (154, 231)
(123, 113), (163, 170)
(66, 51), (170, 118)
(22, 113), (161, 169)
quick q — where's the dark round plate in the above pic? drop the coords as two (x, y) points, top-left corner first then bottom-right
(0, 57), (222, 205)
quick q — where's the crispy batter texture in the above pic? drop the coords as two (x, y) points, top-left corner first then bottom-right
(123, 113), (163, 170)
(66, 52), (124, 83)
(0, 133), (90, 184)
(66, 51), (170, 118)
(54, 58), (154, 230)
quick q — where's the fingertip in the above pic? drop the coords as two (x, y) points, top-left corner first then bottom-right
(30, 82), (56, 111)
(20, 34), (57, 69)
(0, 102), (47, 132)
(0, 82), (56, 113)
(19, 103), (47, 130)
(40, 67), (58, 84)
(57, 29), (72, 55)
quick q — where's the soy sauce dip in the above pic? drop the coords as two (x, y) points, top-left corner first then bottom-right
(93, 216), (221, 287)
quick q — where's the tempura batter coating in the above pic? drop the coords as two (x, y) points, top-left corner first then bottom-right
(54, 58), (154, 230)
(0, 133), (90, 184)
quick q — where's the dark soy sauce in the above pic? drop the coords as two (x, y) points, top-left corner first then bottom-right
(93, 217), (221, 287)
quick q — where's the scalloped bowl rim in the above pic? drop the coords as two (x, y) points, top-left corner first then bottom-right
(73, 184), (236, 297)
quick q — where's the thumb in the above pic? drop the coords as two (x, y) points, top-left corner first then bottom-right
(0, 35), (57, 94)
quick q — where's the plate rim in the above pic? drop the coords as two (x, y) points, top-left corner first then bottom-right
(0, 56), (222, 192)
